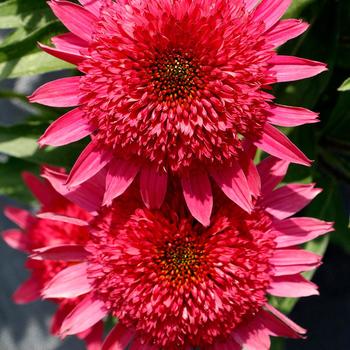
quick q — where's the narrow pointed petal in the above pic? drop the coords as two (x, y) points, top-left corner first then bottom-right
(140, 164), (168, 209)
(269, 55), (327, 82)
(210, 162), (253, 213)
(48, 1), (97, 42)
(61, 295), (107, 335)
(13, 278), (41, 304)
(67, 141), (113, 187)
(29, 77), (81, 107)
(268, 274), (319, 297)
(181, 171), (213, 226)
(38, 42), (85, 65)
(254, 123), (311, 166)
(244, 158), (261, 198)
(2, 229), (28, 251)
(39, 108), (94, 147)
(51, 33), (88, 53)
(37, 212), (88, 226)
(43, 263), (91, 299)
(31, 244), (88, 261)
(266, 19), (309, 47)
(272, 217), (334, 248)
(263, 183), (322, 219)
(78, 0), (102, 16)
(253, 0), (291, 30)
(102, 323), (134, 350)
(4, 207), (34, 229)
(244, 0), (259, 12)
(268, 104), (319, 127)
(103, 158), (140, 206)
(257, 156), (289, 194)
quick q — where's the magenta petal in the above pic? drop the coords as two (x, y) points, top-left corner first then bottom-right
(269, 55), (327, 82)
(37, 212), (88, 226)
(2, 229), (28, 251)
(4, 206), (34, 229)
(181, 171), (213, 226)
(268, 104), (319, 127)
(140, 164), (168, 209)
(103, 158), (140, 206)
(78, 0), (102, 16)
(210, 162), (253, 213)
(244, 0), (259, 12)
(272, 217), (334, 248)
(13, 278), (41, 304)
(48, 1), (97, 42)
(79, 321), (104, 350)
(263, 183), (322, 219)
(61, 294), (107, 335)
(31, 244), (88, 261)
(67, 141), (113, 187)
(268, 274), (319, 297)
(257, 156), (289, 194)
(52, 33), (88, 53)
(51, 303), (74, 336)
(244, 158), (261, 198)
(39, 108), (94, 147)
(254, 123), (311, 166)
(38, 42), (85, 65)
(266, 19), (309, 47)
(43, 263), (91, 299)
(253, 0), (291, 30)
(102, 323), (135, 350)
(29, 77), (81, 107)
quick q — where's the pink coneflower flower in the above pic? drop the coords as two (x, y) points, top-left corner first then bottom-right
(29, 0), (327, 225)
(36, 157), (333, 350)
(1, 170), (106, 350)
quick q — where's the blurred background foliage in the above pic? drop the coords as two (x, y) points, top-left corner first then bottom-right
(0, 0), (349, 349)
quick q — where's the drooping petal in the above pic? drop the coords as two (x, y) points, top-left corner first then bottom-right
(181, 171), (213, 226)
(269, 55), (327, 83)
(254, 123), (311, 166)
(43, 263), (91, 299)
(4, 207), (34, 229)
(1, 229), (28, 251)
(13, 278), (41, 304)
(103, 158), (140, 206)
(67, 141), (113, 187)
(268, 274), (319, 297)
(263, 183), (322, 220)
(38, 42), (85, 65)
(29, 77), (82, 107)
(240, 151), (261, 198)
(51, 33), (88, 53)
(210, 162), (253, 213)
(272, 217), (334, 248)
(78, 0), (103, 16)
(61, 294), (107, 335)
(37, 212), (89, 226)
(79, 321), (104, 350)
(268, 104), (319, 127)
(51, 302), (74, 335)
(102, 323), (134, 350)
(140, 164), (168, 209)
(31, 244), (88, 261)
(39, 108), (95, 147)
(266, 19), (309, 47)
(48, 1), (98, 42)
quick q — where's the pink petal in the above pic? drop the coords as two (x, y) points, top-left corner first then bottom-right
(78, 0), (102, 16)
(257, 156), (289, 194)
(37, 212), (88, 226)
(102, 323), (134, 350)
(272, 217), (334, 248)
(4, 206), (34, 229)
(29, 77), (81, 107)
(51, 33), (88, 53)
(268, 274), (319, 297)
(39, 108), (94, 147)
(253, 0), (291, 30)
(42, 166), (105, 213)
(38, 42), (85, 65)
(210, 162), (253, 213)
(269, 55), (327, 82)
(243, 157), (261, 198)
(244, 0), (259, 12)
(1, 229), (28, 251)
(13, 278), (41, 304)
(79, 321), (104, 350)
(140, 164), (168, 209)
(67, 141), (113, 187)
(61, 294), (107, 336)
(31, 244), (88, 261)
(51, 303), (74, 335)
(103, 158), (140, 206)
(254, 123), (311, 166)
(48, 1), (97, 42)
(266, 19), (309, 47)
(268, 104), (319, 127)
(43, 263), (91, 299)
(181, 171), (213, 226)
(263, 183), (322, 219)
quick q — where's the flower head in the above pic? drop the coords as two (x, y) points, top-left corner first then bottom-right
(37, 157), (333, 350)
(30, 0), (327, 225)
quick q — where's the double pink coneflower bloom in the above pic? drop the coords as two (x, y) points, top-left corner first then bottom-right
(3, 0), (333, 349)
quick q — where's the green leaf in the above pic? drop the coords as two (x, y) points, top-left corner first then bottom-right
(338, 77), (350, 91)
